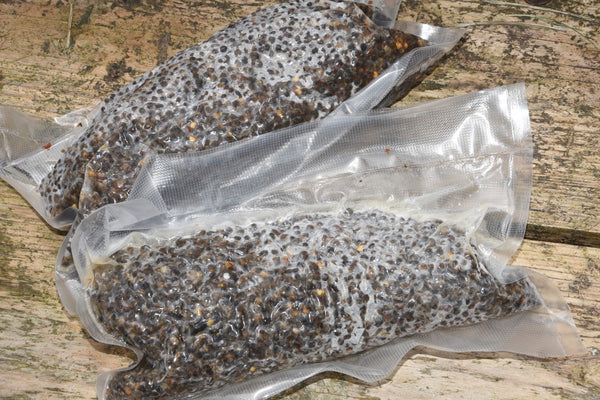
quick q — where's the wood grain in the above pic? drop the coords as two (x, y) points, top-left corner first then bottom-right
(0, 1), (598, 399)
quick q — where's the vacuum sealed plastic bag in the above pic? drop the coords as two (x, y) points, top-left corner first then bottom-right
(0, 106), (92, 221)
(0, 0), (464, 230)
(68, 84), (584, 400)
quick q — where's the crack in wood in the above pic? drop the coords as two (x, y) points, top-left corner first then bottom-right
(526, 223), (600, 248)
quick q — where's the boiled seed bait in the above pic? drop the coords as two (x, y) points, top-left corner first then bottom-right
(90, 209), (541, 399)
(39, 0), (425, 218)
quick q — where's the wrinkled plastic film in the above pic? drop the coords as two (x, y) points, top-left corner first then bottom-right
(71, 17), (462, 221)
(128, 84), (531, 275)
(66, 84), (582, 400)
(2, 2), (465, 315)
(75, 205), (546, 400)
(54, 16), (463, 314)
(0, 106), (96, 229)
(194, 296), (583, 400)
(334, 20), (464, 114)
(45, 1), (430, 220)
(343, 0), (403, 27)
(0, 106), (86, 163)
(1, 4), (463, 232)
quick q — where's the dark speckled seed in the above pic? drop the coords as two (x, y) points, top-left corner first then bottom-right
(91, 209), (541, 399)
(39, 0), (425, 218)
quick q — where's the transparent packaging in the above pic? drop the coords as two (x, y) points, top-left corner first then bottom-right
(0, 0), (464, 231)
(67, 84), (584, 400)
(0, 1), (464, 315)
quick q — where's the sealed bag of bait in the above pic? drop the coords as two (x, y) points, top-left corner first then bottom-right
(0, 0), (464, 231)
(67, 84), (584, 400)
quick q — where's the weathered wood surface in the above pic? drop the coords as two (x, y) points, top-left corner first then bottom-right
(0, 0), (598, 399)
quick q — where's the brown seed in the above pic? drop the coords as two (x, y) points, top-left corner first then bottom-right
(90, 209), (541, 399)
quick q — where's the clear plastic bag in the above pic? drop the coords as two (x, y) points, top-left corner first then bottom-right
(0, 0), (464, 231)
(1, 1), (464, 314)
(67, 84), (584, 400)
(0, 106), (94, 224)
